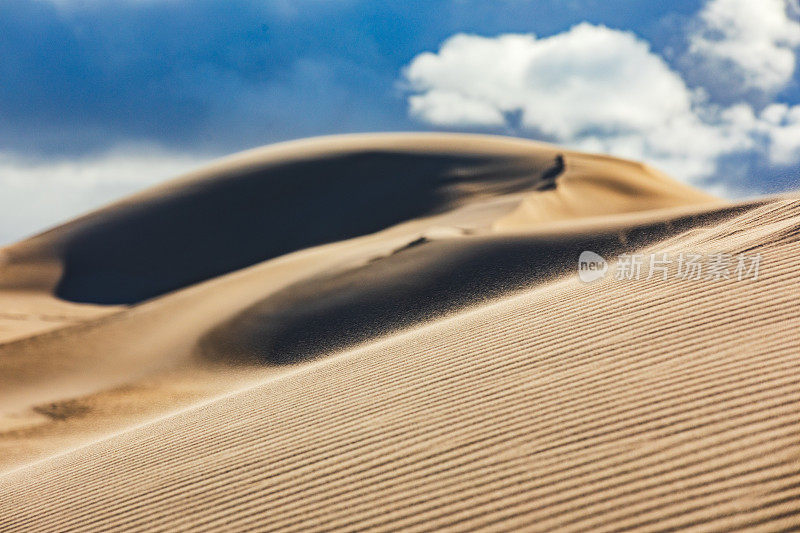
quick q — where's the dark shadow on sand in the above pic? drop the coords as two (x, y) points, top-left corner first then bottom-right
(200, 203), (752, 365)
(55, 151), (561, 304)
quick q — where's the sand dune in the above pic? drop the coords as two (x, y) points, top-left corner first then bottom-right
(1, 134), (715, 303)
(1, 133), (798, 531)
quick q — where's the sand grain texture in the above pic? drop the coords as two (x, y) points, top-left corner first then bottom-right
(0, 134), (797, 531)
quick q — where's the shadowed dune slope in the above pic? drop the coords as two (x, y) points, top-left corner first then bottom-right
(2, 136), (559, 304)
(0, 134), (715, 305)
(3, 197), (800, 531)
(199, 202), (749, 364)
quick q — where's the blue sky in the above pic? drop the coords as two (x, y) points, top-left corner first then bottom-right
(1, 0), (799, 244)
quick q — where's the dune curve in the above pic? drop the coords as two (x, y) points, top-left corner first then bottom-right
(1, 133), (797, 531)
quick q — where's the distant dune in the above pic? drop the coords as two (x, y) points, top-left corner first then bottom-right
(1, 133), (798, 531)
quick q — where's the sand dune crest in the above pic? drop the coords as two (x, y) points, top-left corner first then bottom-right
(1, 134), (796, 531)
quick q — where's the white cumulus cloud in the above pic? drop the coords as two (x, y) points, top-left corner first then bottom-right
(403, 20), (800, 187)
(684, 0), (800, 102)
(759, 103), (800, 164)
(406, 26), (693, 140)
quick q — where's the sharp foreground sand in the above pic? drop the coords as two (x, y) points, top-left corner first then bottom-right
(0, 134), (798, 531)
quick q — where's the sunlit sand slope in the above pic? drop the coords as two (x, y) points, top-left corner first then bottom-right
(3, 197), (800, 531)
